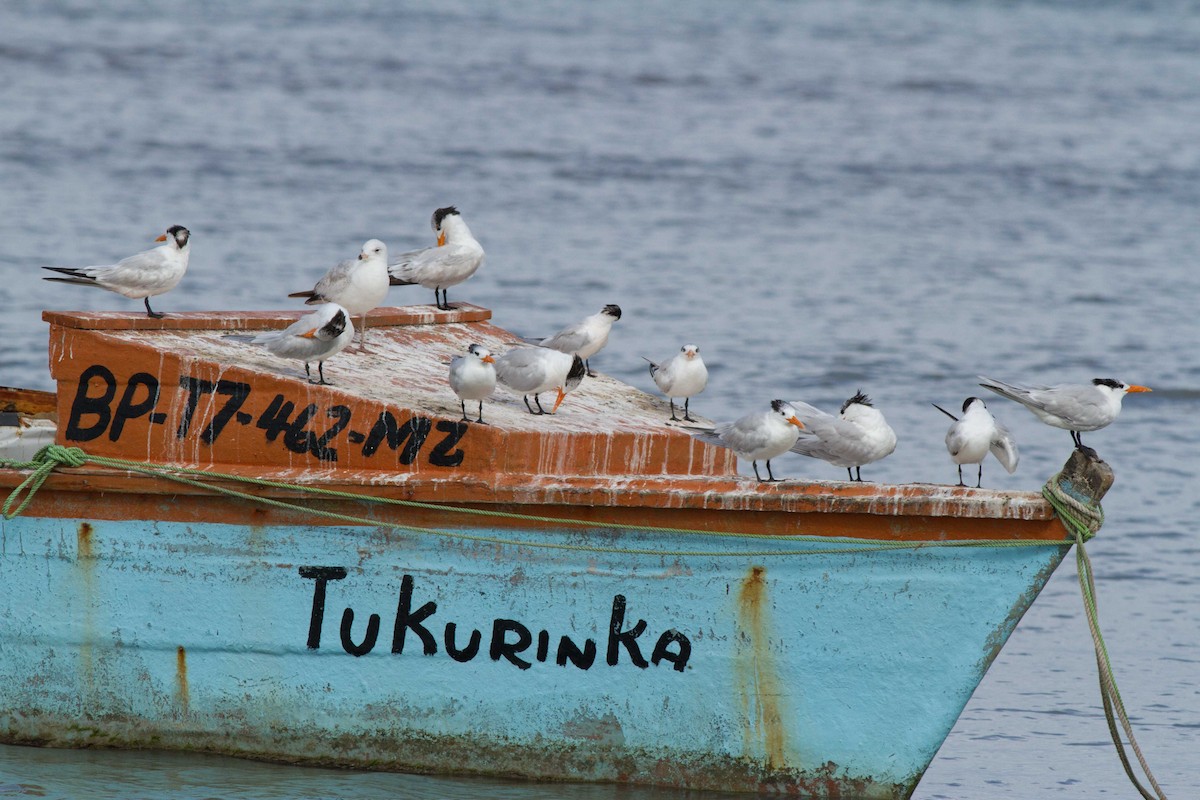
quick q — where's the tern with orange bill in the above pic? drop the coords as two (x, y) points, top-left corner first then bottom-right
(42, 225), (191, 318)
(687, 400), (805, 482)
(978, 376), (1151, 448)
(389, 206), (485, 311)
(449, 344), (498, 424)
(644, 344), (707, 422)
(249, 303), (354, 385)
(494, 347), (586, 415)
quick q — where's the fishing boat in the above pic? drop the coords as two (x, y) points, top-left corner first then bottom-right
(0, 305), (1103, 798)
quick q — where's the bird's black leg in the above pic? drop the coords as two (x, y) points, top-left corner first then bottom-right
(1071, 431), (1083, 449)
(316, 362), (330, 385)
(460, 400), (470, 422)
(683, 398), (696, 423)
(765, 460), (779, 482)
(853, 467), (863, 482)
(847, 467), (854, 482)
(976, 463), (983, 488)
(752, 461), (763, 481)
(523, 395), (537, 414)
(957, 465), (965, 487)
(668, 399), (680, 421)
(534, 394), (548, 415)
(586, 359), (596, 378)
(305, 362), (313, 383)
(476, 401), (488, 424)
(144, 297), (165, 319)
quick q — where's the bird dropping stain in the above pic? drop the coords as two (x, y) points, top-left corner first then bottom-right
(734, 565), (788, 769)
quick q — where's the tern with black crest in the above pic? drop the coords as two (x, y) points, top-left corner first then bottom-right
(389, 206), (485, 311)
(933, 397), (1019, 487)
(495, 348), (586, 415)
(644, 344), (707, 422)
(688, 400), (805, 482)
(449, 344), (497, 424)
(787, 391), (897, 482)
(978, 376), (1151, 447)
(289, 239), (389, 352)
(250, 303), (354, 386)
(42, 225), (191, 318)
(530, 304), (622, 377)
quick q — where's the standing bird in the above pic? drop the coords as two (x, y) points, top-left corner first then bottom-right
(42, 225), (190, 318)
(449, 344), (497, 424)
(250, 303), (354, 385)
(978, 376), (1152, 448)
(389, 206), (485, 311)
(787, 391), (897, 482)
(688, 400), (805, 483)
(289, 239), (389, 352)
(494, 348), (587, 415)
(531, 304), (622, 377)
(933, 397), (1019, 487)
(644, 344), (707, 422)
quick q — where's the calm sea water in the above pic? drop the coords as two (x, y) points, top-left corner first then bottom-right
(2, 0), (1198, 797)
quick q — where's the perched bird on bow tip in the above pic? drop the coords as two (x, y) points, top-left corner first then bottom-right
(449, 344), (497, 424)
(494, 348), (586, 415)
(644, 344), (707, 422)
(787, 391), (897, 482)
(42, 225), (191, 318)
(933, 397), (1019, 487)
(688, 400), (805, 482)
(978, 376), (1151, 448)
(528, 304), (621, 377)
(250, 303), (354, 386)
(289, 239), (389, 352)
(389, 206), (485, 311)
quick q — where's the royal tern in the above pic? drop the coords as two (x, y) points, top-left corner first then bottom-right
(689, 400), (805, 482)
(389, 206), (485, 311)
(787, 391), (897, 482)
(289, 239), (389, 351)
(644, 344), (707, 422)
(978, 376), (1151, 447)
(42, 225), (190, 318)
(494, 348), (586, 415)
(449, 344), (497, 424)
(530, 304), (622, 377)
(932, 397), (1019, 487)
(251, 303), (353, 385)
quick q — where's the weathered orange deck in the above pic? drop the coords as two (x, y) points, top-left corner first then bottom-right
(23, 306), (1060, 540)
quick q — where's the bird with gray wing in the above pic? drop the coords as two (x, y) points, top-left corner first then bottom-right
(530, 304), (621, 377)
(688, 400), (805, 483)
(494, 347), (586, 415)
(389, 206), (485, 311)
(449, 344), (497, 424)
(932, 397), (1019, 487)
(978, 376), (1151, 448)
(787, 391), (897, 482)
(250, 303), (354, 386)
(289, 239), (390, 352)
(644, 344), (707, 422)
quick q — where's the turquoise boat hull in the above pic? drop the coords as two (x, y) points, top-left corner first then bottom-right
(0, 513), (1068, 797)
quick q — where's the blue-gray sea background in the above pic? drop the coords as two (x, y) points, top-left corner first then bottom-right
(1, 0), (1198, 797)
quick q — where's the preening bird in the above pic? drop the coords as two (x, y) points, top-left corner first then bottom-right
(688, 400), (805, 483)
(389, 206), (485, 311)
(978, 376), (1151, 448)
(644, 344), (707, 422)
(787, 391), (897, 482)
(289, 239), (389, 351)
(933, 397), (1019, 487)
(494, 348), (587, 415)
(42, 225), (191, 318)
(250, 303), (354, 385)
(530, 304), (622, 377)
(449, 344), (497, 424)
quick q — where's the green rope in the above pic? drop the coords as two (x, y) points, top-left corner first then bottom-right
(1043, 480), (1168, 800)
(1, 445), (1071, 559)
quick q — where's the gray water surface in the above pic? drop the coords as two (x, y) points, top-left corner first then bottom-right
(1, 1), (1198, 797)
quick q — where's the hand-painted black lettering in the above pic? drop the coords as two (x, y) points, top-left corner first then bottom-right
(391, 574), (438, 655)
(361, 412), (432, 464)
(282, 404), (318, 455)
(651, 630), (692, 672)
(299, 566), (348, 649)
(176, 375), (215, 439)
(490, 619), (533, 670)
(428, 420), (468, 467)
(309, 405), (351, 462)
(536, 629), (550, 662)
(607, 594), (648, 668)
(256, 394), (297, 442)
(340, 607), (381, 657)
(444, 622), (482, 662)
(65, 365), (117, 442)
(555, 635), (597, 669)
(201, 380), (252, 445)
(108, 372), (160, 441)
